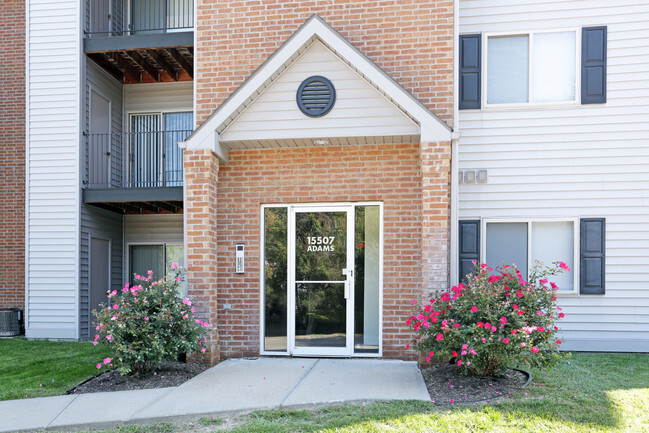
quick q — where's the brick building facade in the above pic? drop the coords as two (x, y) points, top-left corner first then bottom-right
(0, 1), (26, 309)
(184, 5), (454, 360)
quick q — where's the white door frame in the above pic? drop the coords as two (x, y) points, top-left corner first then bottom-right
(288, 204), (354, 357)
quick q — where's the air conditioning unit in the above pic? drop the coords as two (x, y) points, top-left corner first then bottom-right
(0, 308), (23, 337)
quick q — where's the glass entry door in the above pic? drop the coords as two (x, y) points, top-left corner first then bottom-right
(289, 205), (354, 356)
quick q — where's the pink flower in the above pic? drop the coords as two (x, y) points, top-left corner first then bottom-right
(491, 326), (497, 332)
(454, 323), (461, 329)
(531, 346), (539, 354)
(406, 344), (410, 349)
(122, 287), (129, 293)
(469, 348), (477, 355)
(411, 299), (417, 305)
(540, 278), (548, 284)
(112, 304), (119, 309)
(200, 348), (206, 353)
(517, 310), (525, 316)
(96, 363), (102, 369)
(503, 338), (510, 344)
(103, 357), (112, 365)
(92, 341), (98, 346)
(426, 356), (431, 363)
(470, 306), (478, 313)
(538, 326), (545, 332)
(500, 317), (507, 324)
(144, 316), (149, 322)
(461, 350), (467, 355)
(556, 340), (562, 345)
(559, 312), (565, 318)
(511, 329), (517, 335)
(466, 362), (471, 366)
(550, 282), (558, 290)
(457, 360), (462, 367)
(171, 262), (179, 269)
(436, 333), (444, 341)
(481, 337), (487, 343)
(516, 290), (524, 298)
(559, 262), (571, 271)
(512, 304), (519, 310)
(176, 277), (182, 282)
(461, 344), (468, 350)
(476, 322), (484, 328)
(183, 298), (192, 306)
(452, 351), (458, 357)
(536, 311), (543, 315)
(191, 308), (196, 313)
(106, 335), (113, 341)
(521, 342), (527, 347)
(429, 351), (435, 357)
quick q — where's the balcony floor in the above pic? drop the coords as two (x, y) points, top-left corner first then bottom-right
(83, 187), (183, 214)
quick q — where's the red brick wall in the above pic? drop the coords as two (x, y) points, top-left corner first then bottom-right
(0, 1), (26, 309)
(215, 143), (423, 359)
(184, 149), (221, 363)
(195, 0), (454, 126)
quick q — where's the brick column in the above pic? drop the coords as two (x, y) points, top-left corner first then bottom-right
(184, 149), (220, 364)
(420, 141), (452, 295)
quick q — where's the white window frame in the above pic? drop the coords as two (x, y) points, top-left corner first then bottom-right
(480, 218), (579, 295)
(259, 202), (384, 357)
(482, 28), (581, 108)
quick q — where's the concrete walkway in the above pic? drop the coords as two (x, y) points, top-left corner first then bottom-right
(0, 358), (430, 432)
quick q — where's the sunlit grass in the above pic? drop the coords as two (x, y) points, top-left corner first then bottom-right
(0, 338), (111, 400)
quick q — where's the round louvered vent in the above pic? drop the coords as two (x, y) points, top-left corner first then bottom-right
(296, 76), (336, 117)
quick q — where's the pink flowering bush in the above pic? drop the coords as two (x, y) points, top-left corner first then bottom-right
(92, 264), (209, 375)
(407, 261), (568, 376)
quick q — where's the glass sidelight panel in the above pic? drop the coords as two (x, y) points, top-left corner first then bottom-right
(294, 211), (348, 348)
(354, 206), (380, 354)
(264, 207), (288, 352)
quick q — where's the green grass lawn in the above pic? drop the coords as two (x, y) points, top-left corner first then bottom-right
(0, 338), (111, 401)
(83, 352), (649, 433)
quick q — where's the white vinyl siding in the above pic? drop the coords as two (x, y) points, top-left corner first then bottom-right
(459, 0), (649, 351)
(124, 214), (183, 244)
(124, 81), (193, 115)
(220, 40), (418, 143)
(26, 0), (81, 339)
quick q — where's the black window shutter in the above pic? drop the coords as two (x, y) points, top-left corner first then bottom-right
(459, 34), (481, 109)
(581, 26), (607, 104)
(580, 218), (606, 294)
(459, 220), (480, 282)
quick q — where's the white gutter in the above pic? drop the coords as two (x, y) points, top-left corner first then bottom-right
(450, 0), (461, 287)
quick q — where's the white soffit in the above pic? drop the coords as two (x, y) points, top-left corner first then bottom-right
(181, 14), (452, 161)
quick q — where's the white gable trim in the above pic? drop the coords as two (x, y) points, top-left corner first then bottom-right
(181, 14), (452, 160)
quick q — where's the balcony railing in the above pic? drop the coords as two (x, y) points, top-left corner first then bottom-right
(84, 130), (190, 190)
(86, 0), (194, 37)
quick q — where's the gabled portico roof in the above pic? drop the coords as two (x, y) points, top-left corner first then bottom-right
(180, 14), (452, 162)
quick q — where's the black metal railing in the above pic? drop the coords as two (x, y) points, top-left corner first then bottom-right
(84, 130), (191, 189)
(85, 0), (194, 37)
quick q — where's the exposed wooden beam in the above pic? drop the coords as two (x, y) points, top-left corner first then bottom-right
(87, 53), (124, 83)
(107, 53), (142, 83)
(166, 48), (193, 79)
(156, 201), (181, 213)
(135, 201), (163, 214)
(126, 50), (160, 81)
(146, 50), (178, 81)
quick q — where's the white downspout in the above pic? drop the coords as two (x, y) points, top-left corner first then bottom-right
(450, 0), (461, 287)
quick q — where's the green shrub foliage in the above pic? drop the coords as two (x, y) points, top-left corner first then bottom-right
(407, 261), (568, 376)
(92, 265), (209, 374)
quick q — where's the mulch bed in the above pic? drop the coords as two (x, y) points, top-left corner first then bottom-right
(68, 361), (207, 394)
(421, 363), (530, 404)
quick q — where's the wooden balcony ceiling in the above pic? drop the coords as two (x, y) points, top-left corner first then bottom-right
(88, 47), (193, 83)
(90, 200), (184, 214)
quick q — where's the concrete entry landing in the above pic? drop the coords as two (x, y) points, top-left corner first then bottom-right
(0, 358), (430, 433)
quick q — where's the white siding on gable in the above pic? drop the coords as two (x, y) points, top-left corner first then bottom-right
(220, 40), (419, 143)
(124, 81), (193, 115)
(26, 0), (80, 339)
(459, 0), (649, 352)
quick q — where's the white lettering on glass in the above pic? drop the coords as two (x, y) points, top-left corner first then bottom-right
(306, 236), (335, 252)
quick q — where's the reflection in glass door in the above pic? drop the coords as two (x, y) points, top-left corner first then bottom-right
(290, 206), (354, 356)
